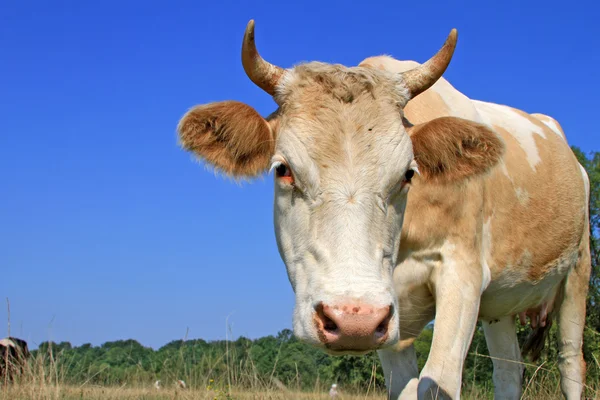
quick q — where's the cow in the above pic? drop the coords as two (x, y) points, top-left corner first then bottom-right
(176, 20), (590, 399)
(0, 337), (30, 383)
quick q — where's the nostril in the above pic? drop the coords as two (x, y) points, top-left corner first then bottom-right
(314, 303), (339, 333)
(323, 316), (338, 332)
(375, 305), (393, 337)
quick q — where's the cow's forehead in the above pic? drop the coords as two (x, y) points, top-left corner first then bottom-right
(275, 62), (409, 141)
(275, 61), (406, 107)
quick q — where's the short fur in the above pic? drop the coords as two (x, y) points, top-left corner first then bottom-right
(409, 116), (506, 183)
(276, 62), (387, 105)
(177, 101), (275, 177)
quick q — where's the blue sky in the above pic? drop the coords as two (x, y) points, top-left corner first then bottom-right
(1, 0), (598, 349)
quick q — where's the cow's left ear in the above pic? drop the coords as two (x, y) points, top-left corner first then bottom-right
(408, 117), (505, 183)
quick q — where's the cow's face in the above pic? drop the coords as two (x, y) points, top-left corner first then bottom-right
(268, 64), (415, 352)
(177, 21), (504, 354)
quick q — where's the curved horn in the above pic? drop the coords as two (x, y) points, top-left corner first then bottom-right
(401, 29), (458, 99)
(241, 20), (284, 96)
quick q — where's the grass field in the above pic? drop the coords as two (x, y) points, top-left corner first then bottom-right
(2, 371), (599, 400)
(0, 385), (386, 400)
(2, 341), (599, 399)
(1, 382), (598, 400)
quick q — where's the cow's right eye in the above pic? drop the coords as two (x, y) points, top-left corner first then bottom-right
(273, 162), (294, 185)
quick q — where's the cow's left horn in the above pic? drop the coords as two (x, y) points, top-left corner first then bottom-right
(242, 20), (284, 96)
(400, 29), (458, 99)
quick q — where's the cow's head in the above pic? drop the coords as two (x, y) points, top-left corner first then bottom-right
(177, 21), (504, 354)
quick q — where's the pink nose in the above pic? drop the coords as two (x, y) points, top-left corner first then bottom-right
(314, 302), (393, 351)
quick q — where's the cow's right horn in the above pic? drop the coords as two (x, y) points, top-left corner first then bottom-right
(400, 29), (458, 100)
(242, 20), (284, 96)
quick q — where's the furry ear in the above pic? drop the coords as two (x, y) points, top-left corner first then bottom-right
(409, 117), (505, 183)
(177, 101), (275, 177)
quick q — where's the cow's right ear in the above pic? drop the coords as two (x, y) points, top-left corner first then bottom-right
(177, 101), (276, 178)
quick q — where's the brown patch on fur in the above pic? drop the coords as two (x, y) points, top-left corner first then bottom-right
(409, 117), (505, 183)
(177, 101), (275, 177)
(478, 122), (585, 286)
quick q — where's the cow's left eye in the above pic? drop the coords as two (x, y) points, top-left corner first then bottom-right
(404, 169), (415, 183)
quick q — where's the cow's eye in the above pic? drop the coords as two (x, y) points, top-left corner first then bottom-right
(404, 169), (415, 183)
(274, 162), (294, 184)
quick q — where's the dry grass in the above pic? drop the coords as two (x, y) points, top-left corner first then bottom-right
(1, 380), (598, 400)
(2, 372), (599, 400)
(0, 385), (386, 400)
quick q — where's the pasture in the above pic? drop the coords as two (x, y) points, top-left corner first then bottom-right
(1, 321), (599, 399)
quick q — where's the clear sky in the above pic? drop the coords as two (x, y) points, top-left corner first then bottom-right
(1, 0), (598, 349)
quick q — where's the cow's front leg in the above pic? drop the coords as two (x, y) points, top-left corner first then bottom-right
(383, 259), (436, 399)
(482, 315), (523, 399)
(417, 260), (483, 399)
(378, 343), (419, 399)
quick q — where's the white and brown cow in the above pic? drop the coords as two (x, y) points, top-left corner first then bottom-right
(1, 337), (30, 383)
(177, 21), (590, 399)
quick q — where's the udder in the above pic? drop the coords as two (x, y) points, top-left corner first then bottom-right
(517, 301), (554, 328)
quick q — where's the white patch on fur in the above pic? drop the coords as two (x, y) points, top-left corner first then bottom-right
(580, 164), (590, 200)
(533, 114), (566, 141)
(498, 162), (533, 206)
(500, 161), (511, 178)
(540, 119), (562, 138)
(473, 100), (545, 170)
(515, 187), (530, 206)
